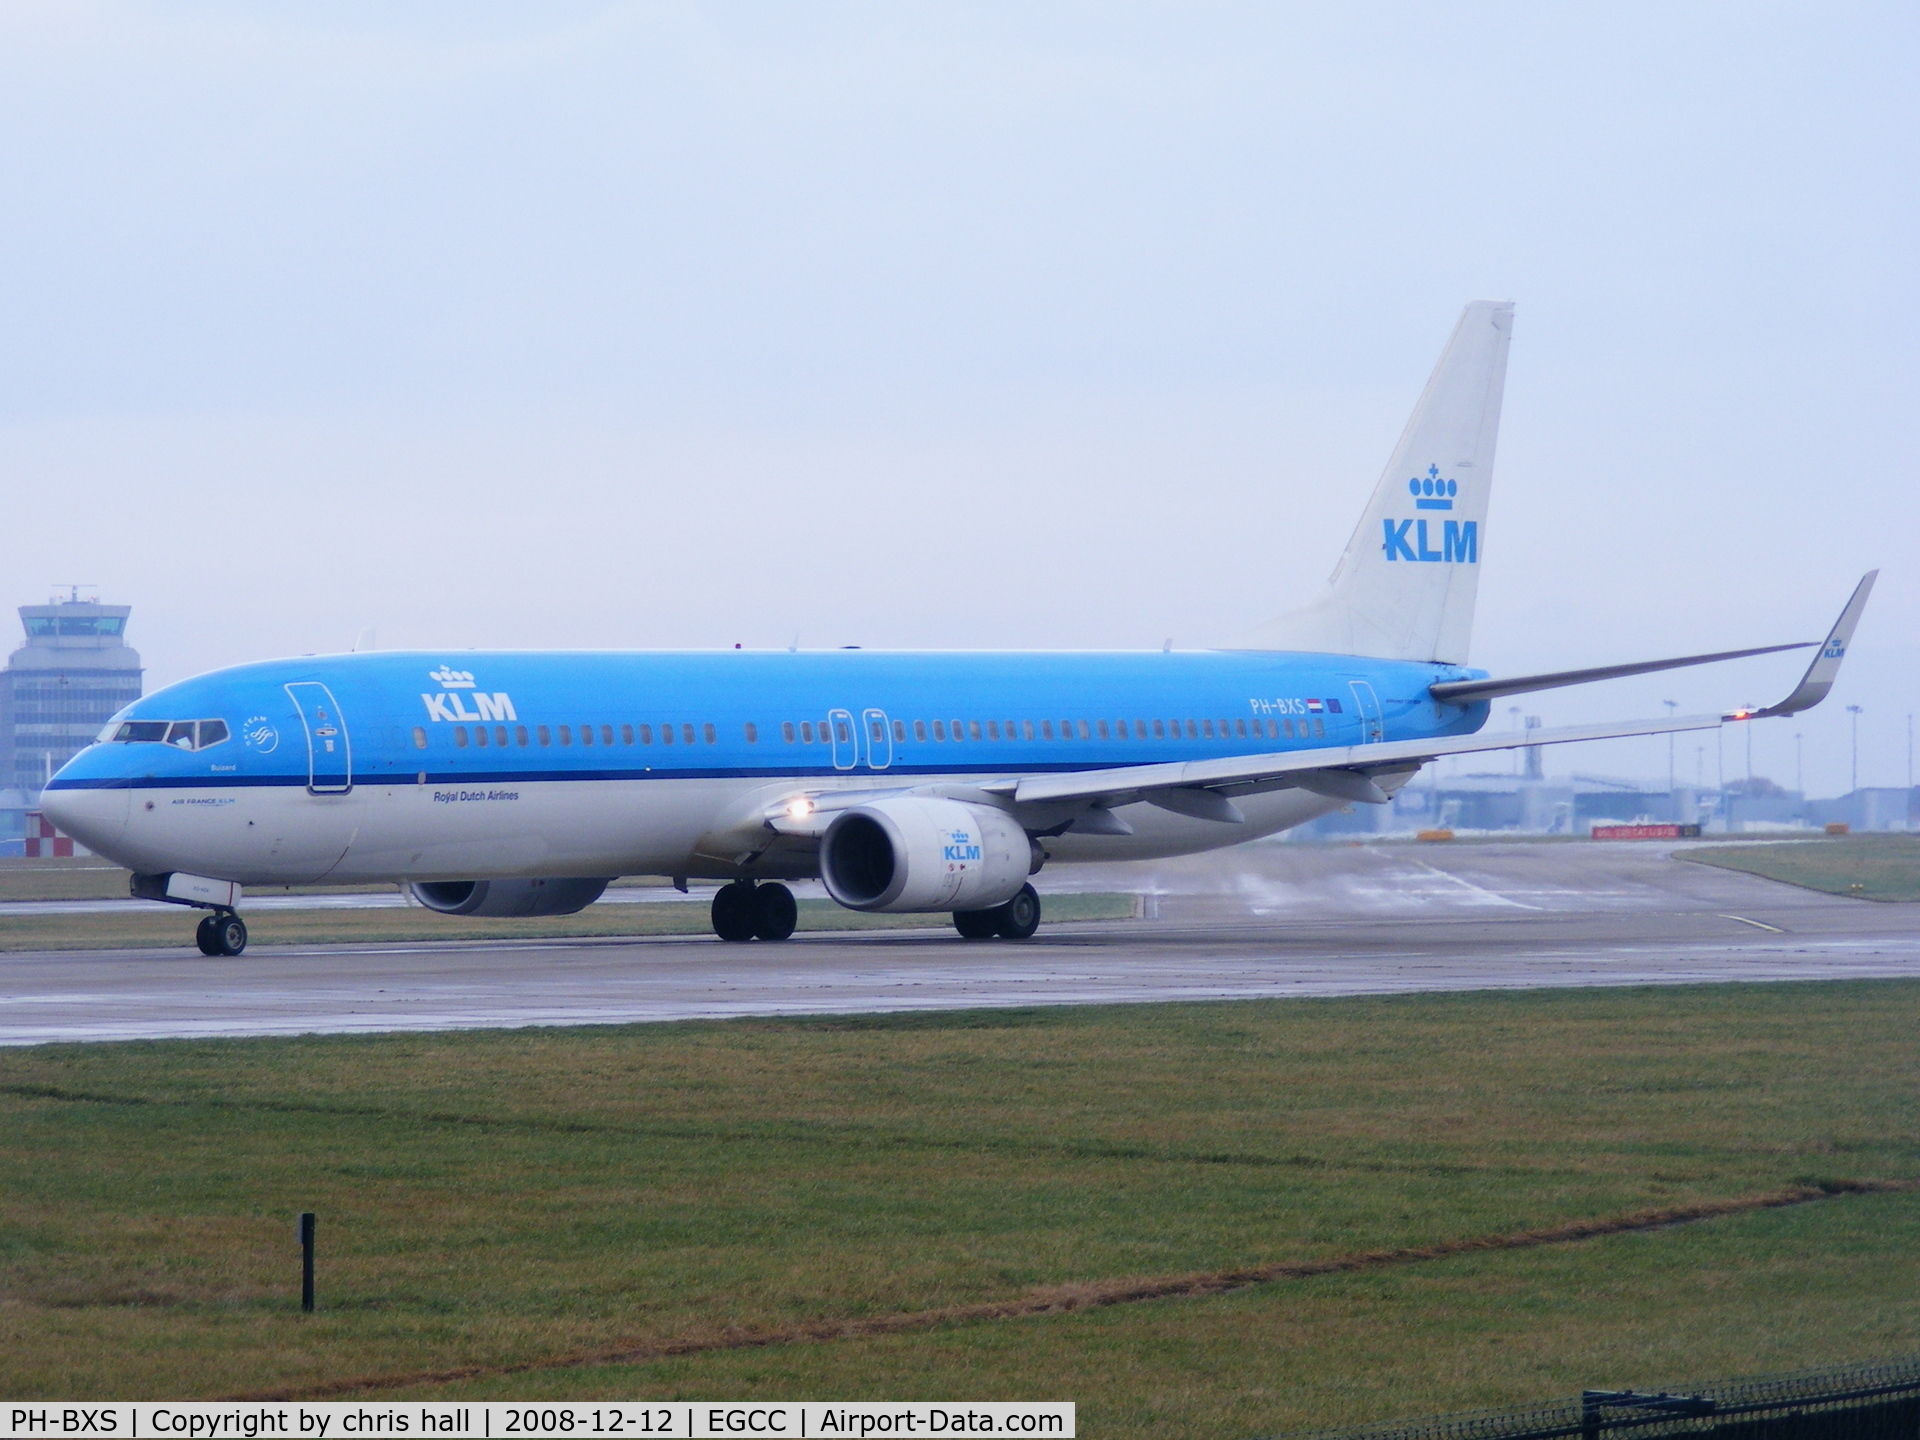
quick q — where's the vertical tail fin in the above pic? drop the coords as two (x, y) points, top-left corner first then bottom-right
(1240, 301), (1513, 663)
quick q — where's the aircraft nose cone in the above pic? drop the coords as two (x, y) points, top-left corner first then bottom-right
(38, 785), (132, 858)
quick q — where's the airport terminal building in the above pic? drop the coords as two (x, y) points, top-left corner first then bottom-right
(0, 595), (143, 851)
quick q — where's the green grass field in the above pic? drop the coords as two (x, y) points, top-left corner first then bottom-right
(4, 982), (1918, 1432)
(1681, 835), (1920, 901)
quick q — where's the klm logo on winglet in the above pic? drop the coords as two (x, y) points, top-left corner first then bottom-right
(1384, 467), (1477, 564)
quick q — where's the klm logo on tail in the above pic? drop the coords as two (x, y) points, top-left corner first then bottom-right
(1384, 465), (1477, 564)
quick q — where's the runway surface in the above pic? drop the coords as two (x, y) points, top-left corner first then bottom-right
(3, 841), (1916, 1045)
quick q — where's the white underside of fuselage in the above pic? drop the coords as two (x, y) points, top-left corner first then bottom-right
(56, 773), (1357, 891)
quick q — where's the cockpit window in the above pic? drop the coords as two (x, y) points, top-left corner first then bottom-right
(110, 719), (230, 750)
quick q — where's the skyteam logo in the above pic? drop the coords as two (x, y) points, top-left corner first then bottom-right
(1384, 464), (1477, 564)
(942, 827), (982, 863)
(422, 667), (517, 724)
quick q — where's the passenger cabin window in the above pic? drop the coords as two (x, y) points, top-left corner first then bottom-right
(1041, 720), (1053, 739)
(538, 725), (552, 746)
(783, 722), (796, 743)
(986, 720), (1000, 740)
(1076, 720), (1090, 740)
(932, 720), (946, 741)
(968, 721), (982, 741)
(559, 725), (572, 745)
(893, 720), (906, 742)
(703, 723), (716, 744)
(914, 720), (927, 742)
(454, 727), (469, 747)
(495, 726), (509, 747)
(639, 724), (653, 744)
(579, 724), (592, 746)
(834, 720), (849, 743)
(1022, 720), (1035, 740)
(517, 726), (530, 746)
(684, 723), (698, 744)
(744, 722), (758, 743)
(662, 724), (675, 745)
(602, 724), (615, 746)
(800, 722), (813, 742)
(475, 726), (489, 747)
(413, 726), (429, 749)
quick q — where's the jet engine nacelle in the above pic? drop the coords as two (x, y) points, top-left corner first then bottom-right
(819, 797), (1034, 913)
(408, 877), (612, 917)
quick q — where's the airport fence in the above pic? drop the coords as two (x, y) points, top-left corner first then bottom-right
(1268, 1355), (1920, 1440)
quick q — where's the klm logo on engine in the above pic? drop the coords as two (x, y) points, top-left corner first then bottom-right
(943, 828), (982, 863)
(1383, 466), (1476, 563)
(421, 665), (516, 724)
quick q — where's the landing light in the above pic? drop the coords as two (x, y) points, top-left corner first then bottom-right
(786, 798), (815, 818)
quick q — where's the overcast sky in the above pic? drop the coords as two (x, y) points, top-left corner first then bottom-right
(2, 2), (1914, 796)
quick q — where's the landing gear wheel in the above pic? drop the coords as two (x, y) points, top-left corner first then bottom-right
(752, 883), (798, 941)
(211, 912), (248, 956)
(195, 913), (222, 955)
(992, 884), (1041, 940)
(952, 909), (999, 940)
(711, 882), (758, 942)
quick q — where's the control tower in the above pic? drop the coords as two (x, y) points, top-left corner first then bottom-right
(1, 591), (144, 802)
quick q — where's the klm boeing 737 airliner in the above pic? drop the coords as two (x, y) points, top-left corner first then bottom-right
(43, 303), (1876, 956)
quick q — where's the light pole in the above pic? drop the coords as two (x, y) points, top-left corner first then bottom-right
(1508, 704), (1522, 776)
(1664, 700), (1678, 793)
(1847, 705), (1864, 794)
(1795, 732), (1803, 797)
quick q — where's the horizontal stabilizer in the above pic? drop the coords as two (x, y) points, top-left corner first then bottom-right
(1429, 641), (1815, 707)
(1744, 570), (1877, 719)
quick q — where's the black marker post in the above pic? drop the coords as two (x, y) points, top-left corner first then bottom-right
(298, 1212), (316, 1312)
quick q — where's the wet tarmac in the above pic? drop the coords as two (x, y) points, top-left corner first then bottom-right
(3, 840), (1915, 1045)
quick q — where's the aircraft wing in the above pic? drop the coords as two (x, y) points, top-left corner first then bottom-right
(984, 712), (1725, 814)
(769, 573), (1875, 831)
(987, 570), (1877, 819)
(1427, 641), (1815, 707)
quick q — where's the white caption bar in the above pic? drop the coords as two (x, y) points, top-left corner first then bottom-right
(1, 1404), (1073, 1440)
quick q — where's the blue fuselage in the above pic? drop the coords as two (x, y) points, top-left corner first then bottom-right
(45, 648), (1489, 885)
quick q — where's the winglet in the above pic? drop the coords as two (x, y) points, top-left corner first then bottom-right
(1740, 571), (1877, 720)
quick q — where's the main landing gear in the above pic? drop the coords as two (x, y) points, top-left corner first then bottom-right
(711, 881), (798, 943)
(952, 883), (1041, 941)
(195, 910), (249, 957)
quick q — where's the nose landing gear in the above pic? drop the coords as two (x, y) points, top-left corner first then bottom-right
(195, 910), (249, 956)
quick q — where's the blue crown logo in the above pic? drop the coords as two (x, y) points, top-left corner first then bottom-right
(1407, 464), (1457, 511)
